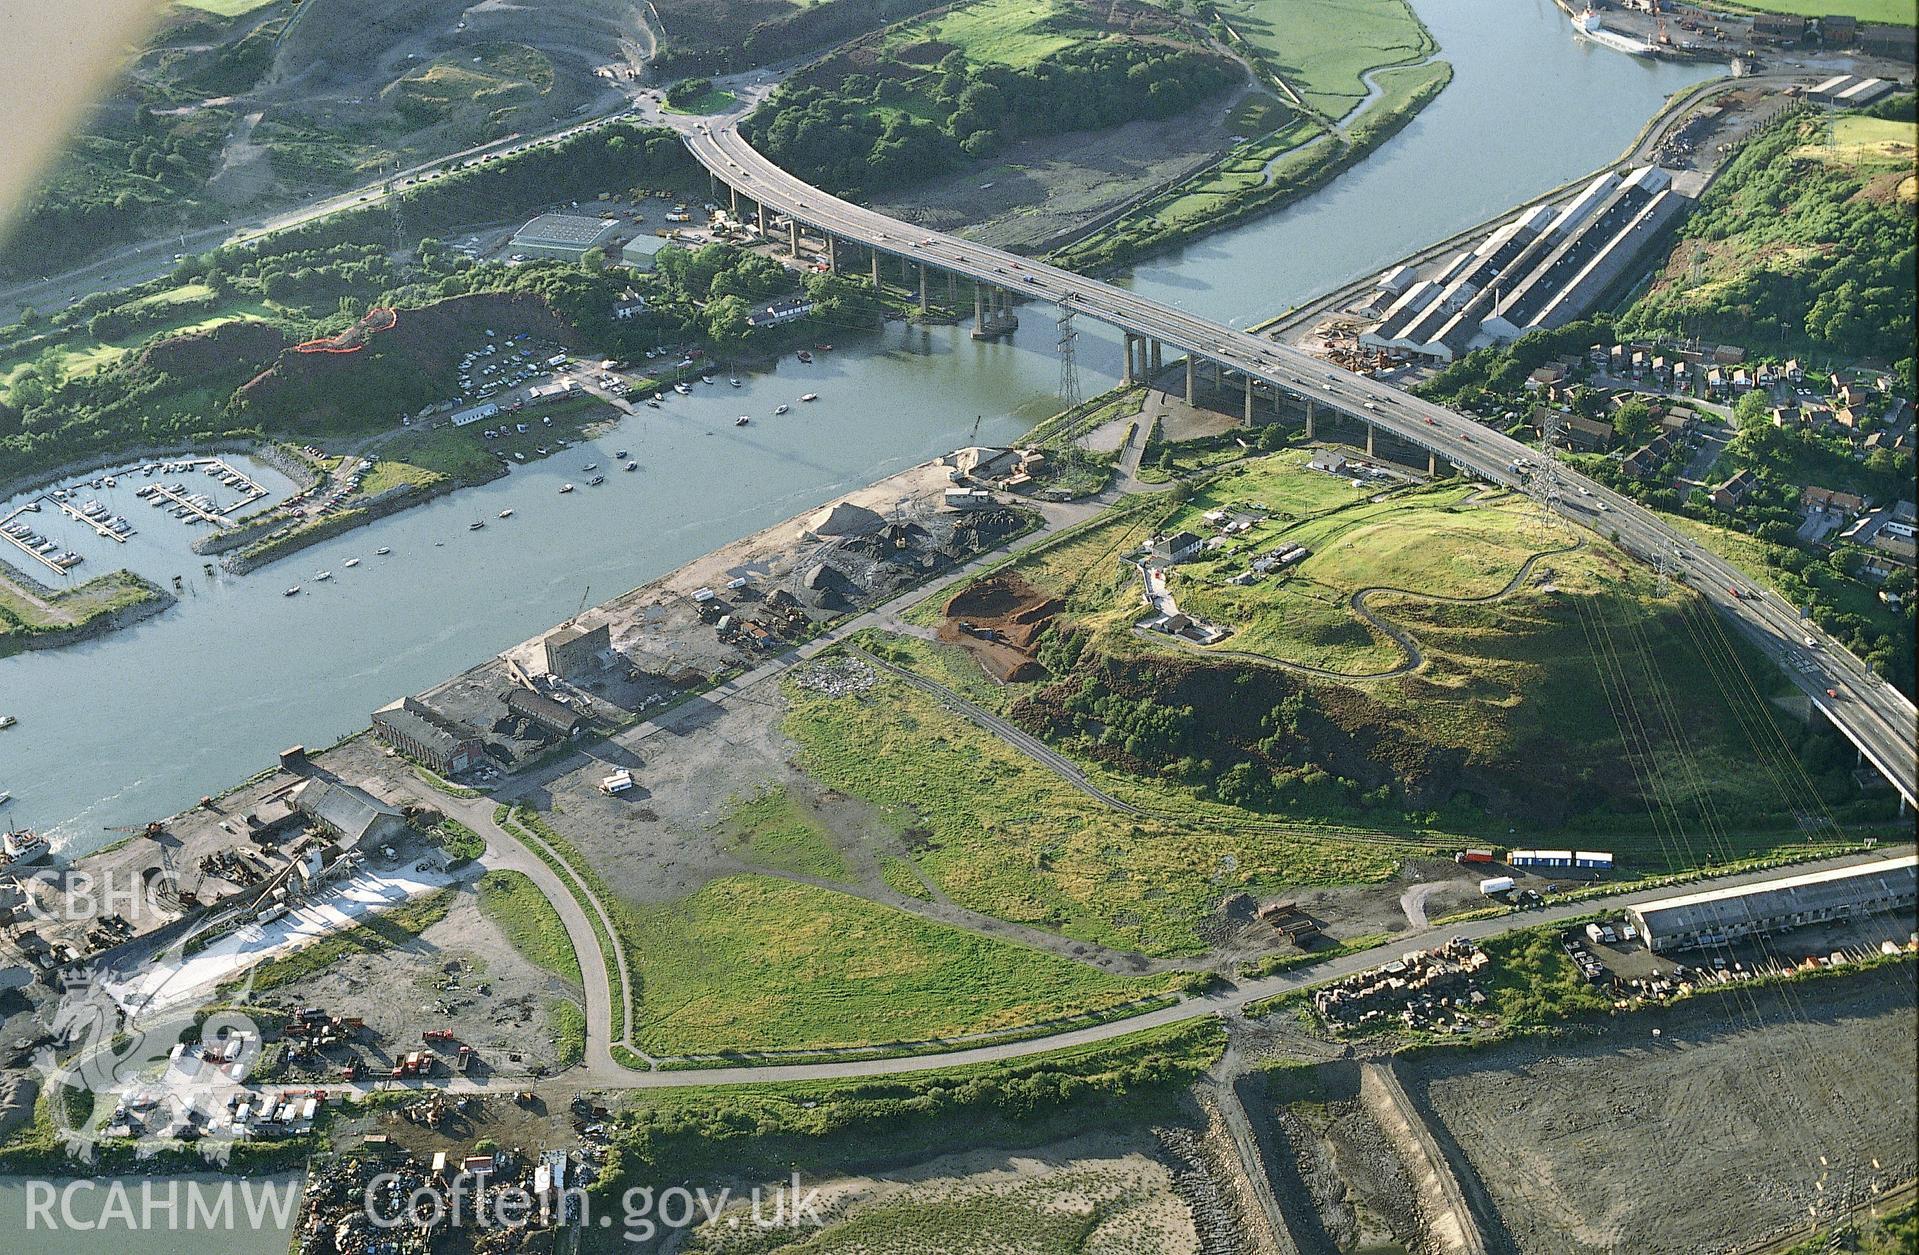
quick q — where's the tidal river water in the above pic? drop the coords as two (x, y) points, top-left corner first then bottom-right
(0, 0), (1717, 863)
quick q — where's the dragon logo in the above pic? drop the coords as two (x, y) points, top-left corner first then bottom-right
(34, 942), (264, 1166)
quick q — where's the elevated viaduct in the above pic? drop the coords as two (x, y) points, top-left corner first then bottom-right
(685, 120), (1916, 809)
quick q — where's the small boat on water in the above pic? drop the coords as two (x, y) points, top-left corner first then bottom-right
(729, 377), (741, 387)
(735, 416), (750, 427)
(375, 546), (391, 555)
(512, 452), (526, 461)
(284, 585), (300, 597)
(499, 508), (515, 519)
(587, 474), (605, 486)
(0, 793), (10, 808)
(560, 483), (576, 494)
(615, 450), (627, 459)
(624, 460), (638, 472)
(800, 393), (818, 403)
(796, 350), (813, 363)
(701, 374), (716, 385)
(468, 520), (485, 531)
(1, 715), (18, 730)
(104, 476), (117, 488)
(582, 463), (598, 472)
(646, 398), (662, 409)
(315, 570), (331, 581)
(674, 383), (690, 395)
(773, 404), (790, 415)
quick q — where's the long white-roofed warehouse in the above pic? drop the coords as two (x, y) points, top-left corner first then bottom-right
(1628, 855), (1918, 953)
(510, 213), (619, 261)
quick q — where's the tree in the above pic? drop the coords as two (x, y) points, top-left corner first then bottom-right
(667, 77), (713, 108)
(580, 246), (606, 272)
(704, 293), (751, 344)
(1613, 398), (1655, 446)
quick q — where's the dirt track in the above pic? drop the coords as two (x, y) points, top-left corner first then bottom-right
(1402, 966), (1919, 1255)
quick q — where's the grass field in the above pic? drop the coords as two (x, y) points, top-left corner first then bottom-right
(0, 287), (283, 401)
(1346, 59), (1453, 149)
(906, 445), (1860, 847)
(719, 786), (849, 880)
(626, 874), (1165, 1054)
(546, 999), (585, 1068)
(662, 89), (740, 116)
(475, 870), (582, 986)
(1214, 0), (1436, 118)
(0, 569), (166, 657)
(894, 0), (1091, 68)
(1713, 0), (1913, 23)
(174, 0), (283, 15)
(235, 890), (454, 995)
(784, 670), (1405, 956)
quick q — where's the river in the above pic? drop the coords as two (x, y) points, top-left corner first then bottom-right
(0, 0), (1718, 860)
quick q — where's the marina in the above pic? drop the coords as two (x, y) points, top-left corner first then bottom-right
(0, 503), (83, 573)
(48, 494), (132, 543)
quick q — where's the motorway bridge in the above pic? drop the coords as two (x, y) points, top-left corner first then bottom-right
(684, 121), (1916, 809)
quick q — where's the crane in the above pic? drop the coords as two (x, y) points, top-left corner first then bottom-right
(571, 584), (592, 625)
(105, 821), (178, 893)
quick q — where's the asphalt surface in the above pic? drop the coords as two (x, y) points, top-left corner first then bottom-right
(680, 117), (1917, 809)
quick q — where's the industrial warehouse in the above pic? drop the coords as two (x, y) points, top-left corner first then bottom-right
(508, 212), (620, 261)
(1361, 166), (1689, 362)
(1628, 854), (1918, 953)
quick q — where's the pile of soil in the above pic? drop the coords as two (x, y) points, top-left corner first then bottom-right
(938, 574), (1062, 683)
(237, 293), (576, 430)
(134, 319), (288, 386)
(1012, 643), (1601, 823)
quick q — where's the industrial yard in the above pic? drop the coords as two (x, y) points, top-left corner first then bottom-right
(1404, 964), (1918, 1254)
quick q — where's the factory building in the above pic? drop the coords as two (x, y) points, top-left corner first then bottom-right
(1627, 855), (1918, 954)
(506, 687), (586, 738)
(620, 233), (670, 271)
(372, 697), (487, 775)
(510, 213), (620, 262)
(1807, 75), (1895, 107)
(1361, 167), (1687, 361)
(539, 621), (611, 681)
(289, 779), (408, 851)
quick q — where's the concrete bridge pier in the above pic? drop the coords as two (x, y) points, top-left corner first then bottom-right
(1150, 340), (1162, 375)
(757, 202), (766, 235)
(918, 264), (929, 313)
(729, 184), (739, 215)
(825, 235), (837, 271)
(1428, 449), (1439, 477)
(947, 270), (956, 303)
(788, 220), (799, 258)
(1184, 357), (1196, 405)
(871, 252), (882, 291)
(1366, 423), (1377, 456)
(1121, 334), (1136, 384)
(1304, 399), (1316, 439)
(971, 285), (1018, 340)
(1243, 374), (1255, 424)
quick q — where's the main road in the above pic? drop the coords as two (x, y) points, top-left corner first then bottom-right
(683, 118), (1917, 809)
